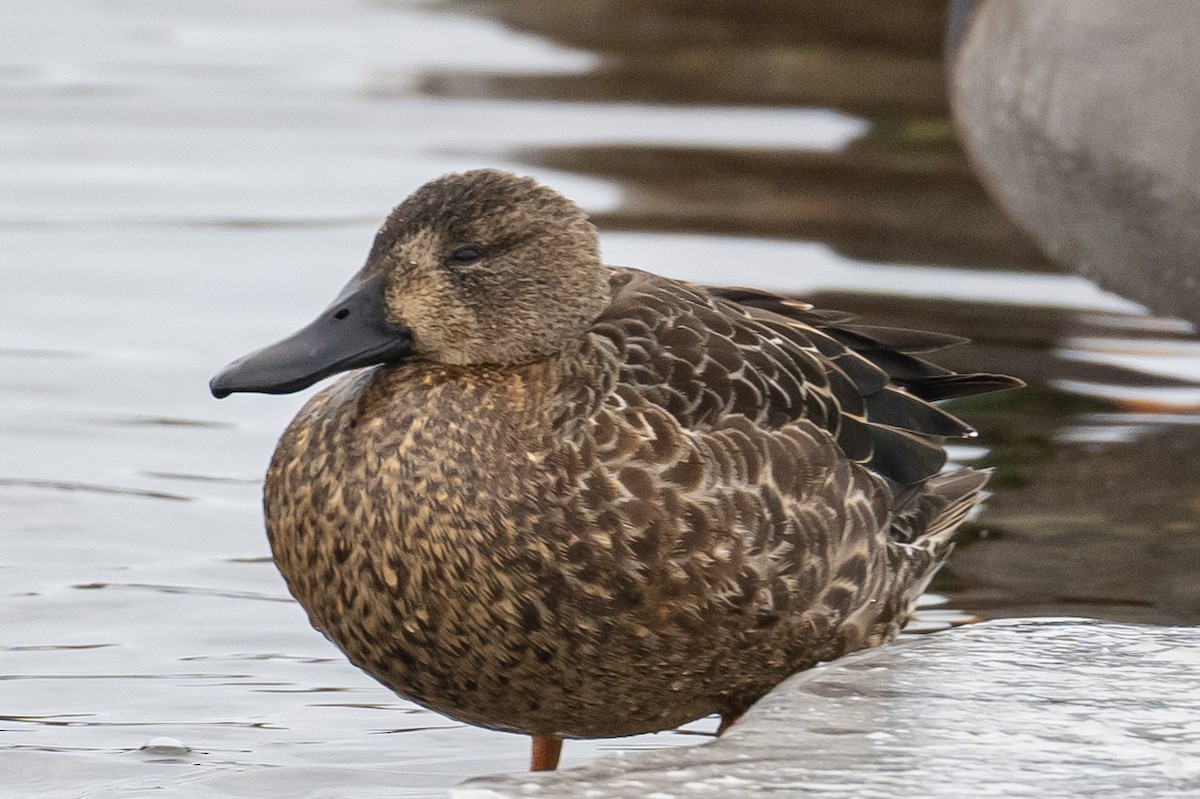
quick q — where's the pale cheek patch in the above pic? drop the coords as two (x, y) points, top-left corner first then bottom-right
(388, 276), (480, 363)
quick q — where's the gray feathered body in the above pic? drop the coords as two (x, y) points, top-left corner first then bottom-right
(265, 268), (997, 738)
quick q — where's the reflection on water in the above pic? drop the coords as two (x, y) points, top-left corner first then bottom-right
(421, 0), (1051, 271)
(419, 0), (951, 114)
(3, 0), (1199, 797)
(523, 135), (1054, 271)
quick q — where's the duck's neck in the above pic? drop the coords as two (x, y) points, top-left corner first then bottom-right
(268, 342), (609, 547)
(366, 345), (606, 440)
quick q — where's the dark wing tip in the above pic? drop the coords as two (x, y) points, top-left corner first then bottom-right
(703, 284), (1022, 484)
(905, 372), (1025, 401)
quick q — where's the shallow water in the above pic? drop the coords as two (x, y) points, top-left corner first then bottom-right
(466, 620), (1200, 799)
(3, 1), (1199, 797)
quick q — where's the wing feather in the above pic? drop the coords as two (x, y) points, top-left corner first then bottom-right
(589, 270), (1020, 485)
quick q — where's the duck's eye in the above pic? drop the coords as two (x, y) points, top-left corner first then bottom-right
(447, 245), (485, 265)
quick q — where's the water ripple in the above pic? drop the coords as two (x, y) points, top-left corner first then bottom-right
(0, 478), (192, 502)
(72, 582), (291, 603)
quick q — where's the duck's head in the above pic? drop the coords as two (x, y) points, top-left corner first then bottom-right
(210, 169), (609, 397)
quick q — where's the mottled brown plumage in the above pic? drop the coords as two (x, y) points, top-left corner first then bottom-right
(215, 169), (1020, 767)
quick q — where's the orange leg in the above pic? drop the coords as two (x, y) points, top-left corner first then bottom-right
(530, 735), (562, 771)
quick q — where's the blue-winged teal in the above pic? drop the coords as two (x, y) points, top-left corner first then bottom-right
(211, 169), (1019, 771)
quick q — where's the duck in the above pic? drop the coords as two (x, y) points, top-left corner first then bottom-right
(210, 169), (1020, 772)
(947, 0), (1200, 329)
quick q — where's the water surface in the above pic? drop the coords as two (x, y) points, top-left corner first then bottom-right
(4, 2), (1198, 796)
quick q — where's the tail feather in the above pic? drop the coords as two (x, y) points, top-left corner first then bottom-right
(892, 467), (990, 554)
(919, 467), (991, 549)
(883, 468), (991, 626)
